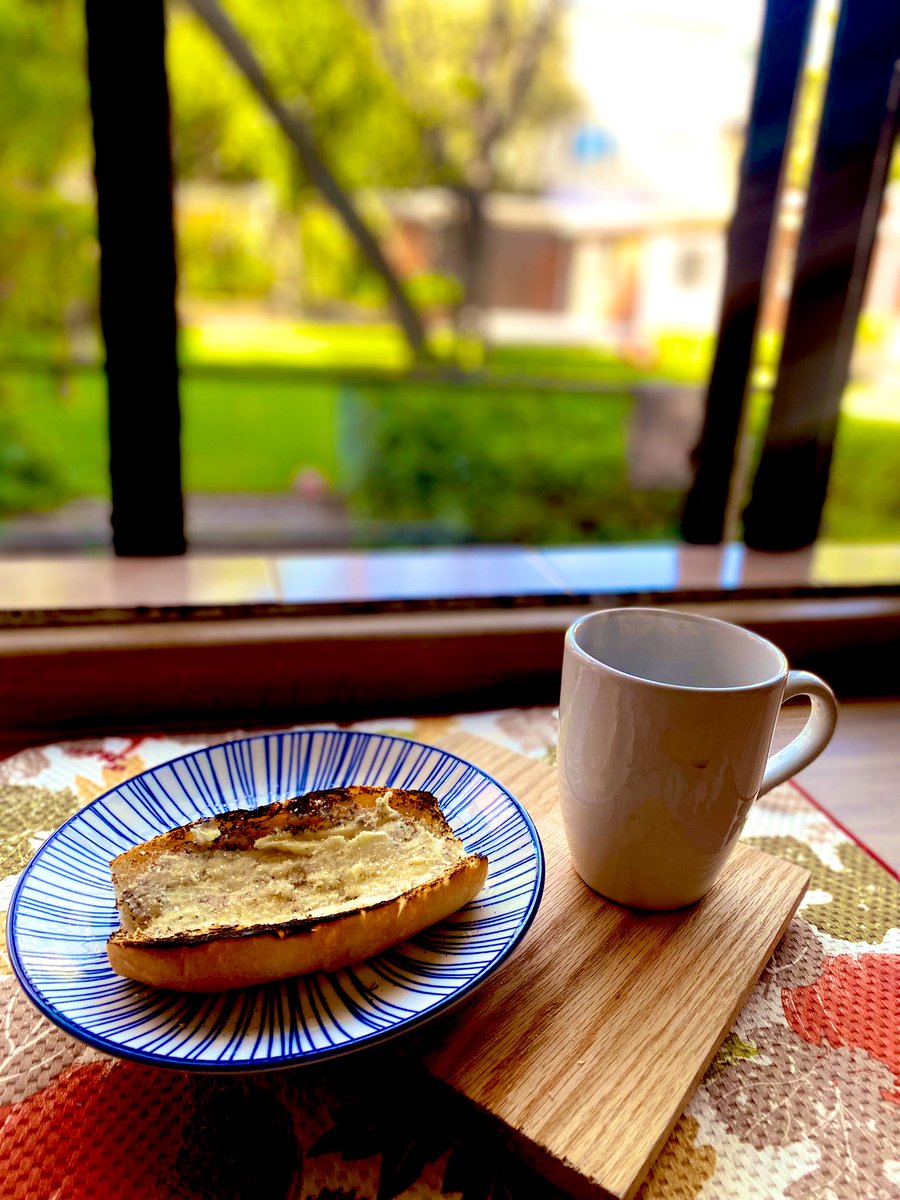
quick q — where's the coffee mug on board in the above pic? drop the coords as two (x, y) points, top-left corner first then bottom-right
(557, 608), (838, 910)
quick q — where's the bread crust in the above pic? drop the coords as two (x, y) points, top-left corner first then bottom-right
(107, 855), (487, 991)
(107, 786), (488, 991)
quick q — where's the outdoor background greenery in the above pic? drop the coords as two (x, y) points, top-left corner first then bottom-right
(0, 0), (898, 544)
(5, 328), (897, 543)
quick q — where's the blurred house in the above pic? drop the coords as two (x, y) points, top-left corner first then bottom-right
(383, 0), (758, 352)
(384, 181), (730, 352)
(173, 0), (900, 371)
(385, 173), (900, 359)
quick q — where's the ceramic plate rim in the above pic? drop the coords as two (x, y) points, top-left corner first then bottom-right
(7, 729), (545, 1072)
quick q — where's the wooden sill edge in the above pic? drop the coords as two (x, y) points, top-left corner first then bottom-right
(2, 595), (899, 652)
(1, 597), (897, 757)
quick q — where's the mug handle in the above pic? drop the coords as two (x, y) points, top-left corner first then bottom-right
(759, 670), (838, 796)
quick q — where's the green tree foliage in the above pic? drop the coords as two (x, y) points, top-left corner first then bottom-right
(166, 0), (579, 325)
(167, 0), (423, 196)
(169, 0), (434, 338)
(0, 0), (97, 344)
(0, 1), (97, 513)
(364, 0), (579, 192)
(0, 0), (87, 181)
(361, 0), (580, 338)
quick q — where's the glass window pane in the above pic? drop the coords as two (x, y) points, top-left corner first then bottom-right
(167, 0), (767, 552)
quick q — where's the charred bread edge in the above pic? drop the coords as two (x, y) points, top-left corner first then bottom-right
(109, 785), (452, 865)
(108, 854), (488, 949)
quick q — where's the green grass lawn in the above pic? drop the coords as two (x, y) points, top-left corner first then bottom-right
(822, 408), (900, 540)
(1, 366), (340, 499)
(2, 320), (899, 543)
(181, 373), (339, 491)
(179, 318), (414, 373)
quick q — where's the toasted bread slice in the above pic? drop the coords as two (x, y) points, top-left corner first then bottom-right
(107, 785), (488, 992)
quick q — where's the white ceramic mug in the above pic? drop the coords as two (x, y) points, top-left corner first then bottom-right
(557, 607), (838, 910)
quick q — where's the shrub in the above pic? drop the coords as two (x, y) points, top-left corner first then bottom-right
(405, 272), (463, 314)
(0, 393), (69, 514)
(177, 196), (276, 298)
(339, 382), (682, 544)
(299, 203), (383, 311)
(0, 186), (96, 345)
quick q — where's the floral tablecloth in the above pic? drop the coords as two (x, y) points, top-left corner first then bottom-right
(1, 708), (898, 1200)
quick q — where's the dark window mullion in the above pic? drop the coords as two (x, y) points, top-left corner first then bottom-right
(86, 0), (185, 556)
(743, 2), (900, 551)
(681, 0), (815, 545)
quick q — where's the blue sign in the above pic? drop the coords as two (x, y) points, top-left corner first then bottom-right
(572, 125), (616, 163)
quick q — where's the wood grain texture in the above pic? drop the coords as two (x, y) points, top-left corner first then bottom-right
(418, 734), (810, 1200)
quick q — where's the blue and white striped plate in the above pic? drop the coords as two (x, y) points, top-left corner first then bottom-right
(8, 729), (543, 1071)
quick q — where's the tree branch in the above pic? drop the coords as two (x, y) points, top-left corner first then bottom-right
(364, 0), (565, 189)
(473, 0), (510, 95)
(360, 0), (456, 181)
(469, 0), (511, 186)
(184, 0), (429, 359)
(481, 0), (565, 160)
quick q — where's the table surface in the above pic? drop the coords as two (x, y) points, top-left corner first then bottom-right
(776, 697), (900, 875)
(1, 706), (898, 1200)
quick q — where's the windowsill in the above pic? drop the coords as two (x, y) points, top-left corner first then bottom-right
(1, 542), (898, 755)
(1, 541), (899, 626)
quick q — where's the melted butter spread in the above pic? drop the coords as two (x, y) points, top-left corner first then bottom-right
(190, 821), (221, 845)
(122, 794), (464, 939)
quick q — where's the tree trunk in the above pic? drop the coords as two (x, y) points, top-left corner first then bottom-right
(455, 185), (489, 348)
(184, 0), (430, 361)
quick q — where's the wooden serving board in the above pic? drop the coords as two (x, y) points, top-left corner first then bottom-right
(412, 733), (810, 1200)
